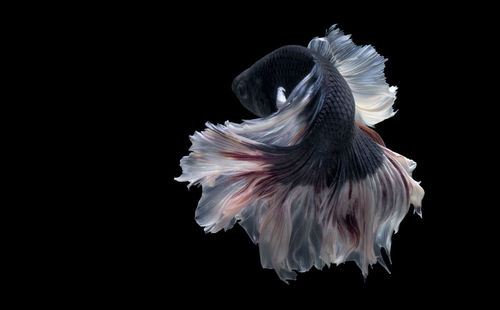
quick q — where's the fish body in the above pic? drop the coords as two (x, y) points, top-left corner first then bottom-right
(176, 25), (424, 282)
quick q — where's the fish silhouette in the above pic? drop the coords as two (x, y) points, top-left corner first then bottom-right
(176, 25), (424, 282)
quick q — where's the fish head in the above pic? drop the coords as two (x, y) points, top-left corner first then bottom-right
(232, 67), (274, 118)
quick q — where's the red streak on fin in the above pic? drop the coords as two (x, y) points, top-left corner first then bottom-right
(220, 151), (267, 161)
(357, 124), (385, 146)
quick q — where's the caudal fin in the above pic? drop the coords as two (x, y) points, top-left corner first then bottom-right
(176, 91), (423, 282)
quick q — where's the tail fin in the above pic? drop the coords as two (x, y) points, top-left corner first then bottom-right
(175, 86), (423, 283)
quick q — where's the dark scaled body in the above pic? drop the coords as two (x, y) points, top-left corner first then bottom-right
(232, 45), (384, 187)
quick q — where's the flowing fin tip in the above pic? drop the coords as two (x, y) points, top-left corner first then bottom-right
(176, 121), (424, 281)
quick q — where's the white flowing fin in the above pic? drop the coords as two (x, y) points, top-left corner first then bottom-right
(308, 25), (397, 127)
(176, 122), (425, 281)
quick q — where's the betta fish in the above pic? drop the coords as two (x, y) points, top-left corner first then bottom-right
(175, 25), (424, 282)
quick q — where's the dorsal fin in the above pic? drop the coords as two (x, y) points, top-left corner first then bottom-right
(308, 25), (397, 127)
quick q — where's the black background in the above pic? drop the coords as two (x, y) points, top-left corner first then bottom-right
(97, 3), (489, 306)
